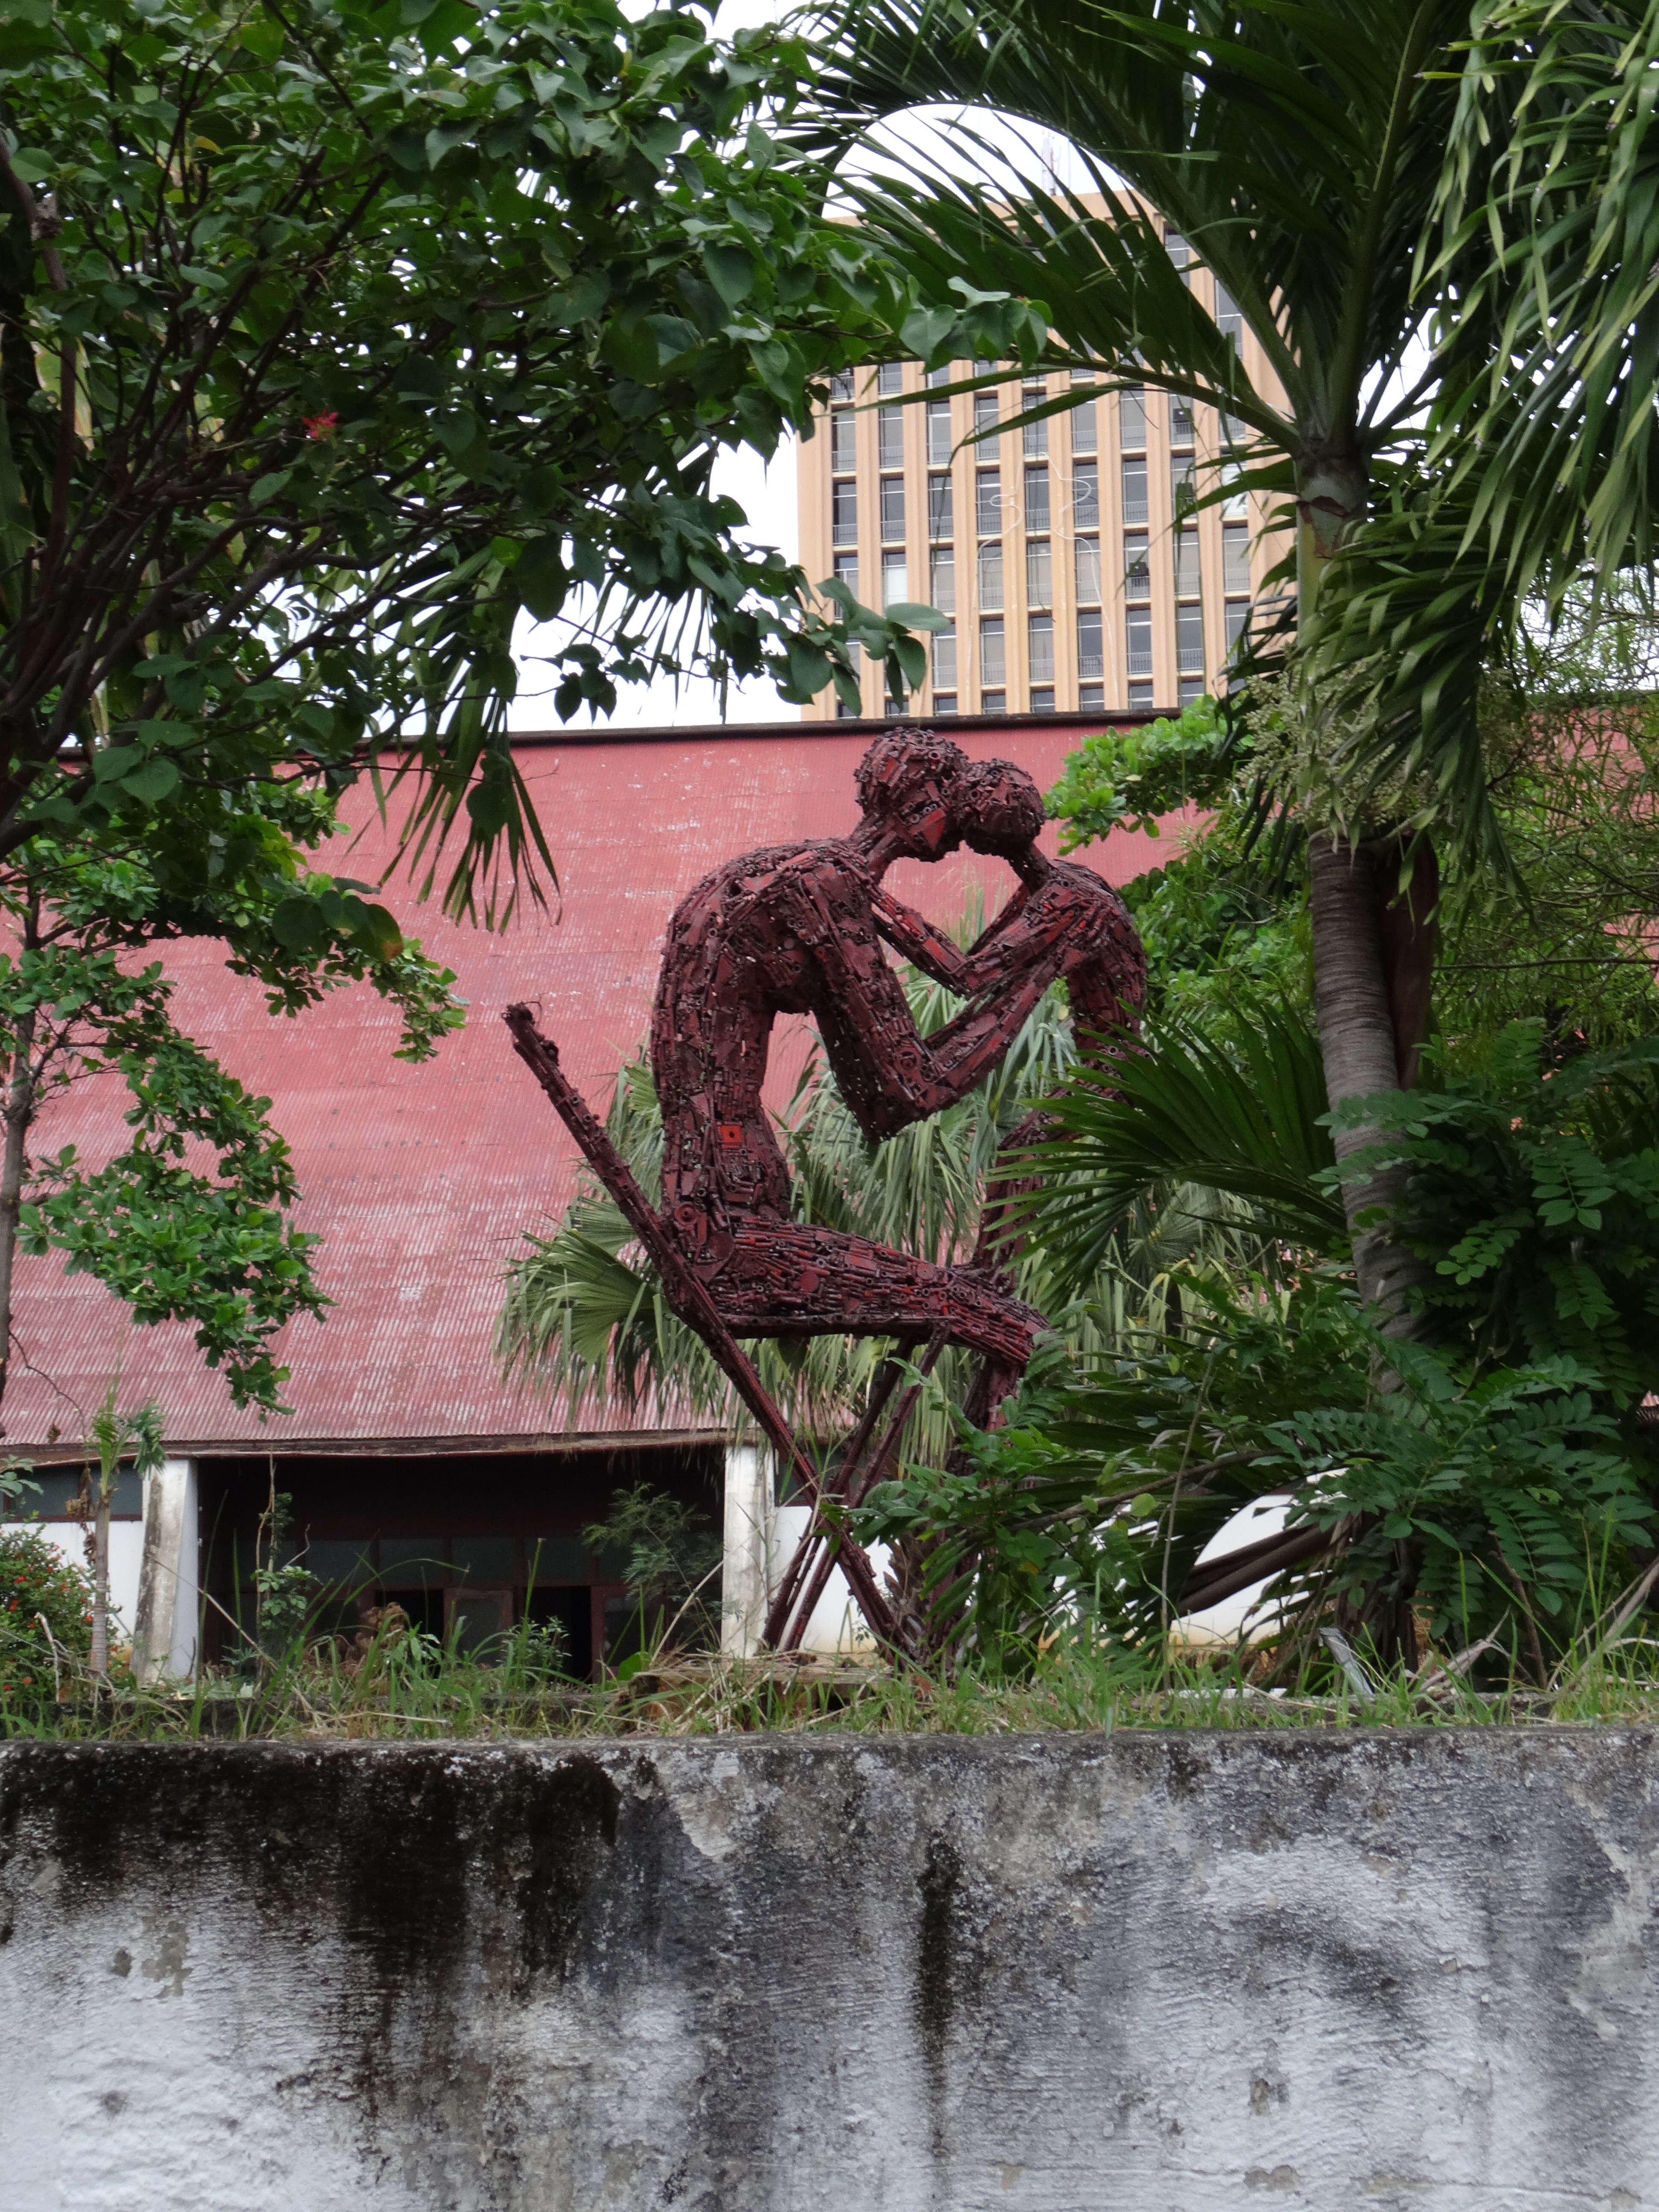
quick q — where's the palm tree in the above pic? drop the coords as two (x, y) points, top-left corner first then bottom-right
(800, 0), (1492, 1333)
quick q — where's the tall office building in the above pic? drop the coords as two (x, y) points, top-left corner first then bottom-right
(795, 235), (1286, 720)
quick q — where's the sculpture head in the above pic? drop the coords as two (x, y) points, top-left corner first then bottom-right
(950, 757), (1046, 861)
(854, 728), (968, 858)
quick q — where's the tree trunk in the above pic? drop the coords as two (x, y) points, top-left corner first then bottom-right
(1308, 835), (1430, 1336)
(90, 1489), (110, 1679)
(0, 1001), (38, 1422)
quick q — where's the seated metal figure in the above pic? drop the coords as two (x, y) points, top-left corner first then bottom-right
(647, 730), (1145, 1371)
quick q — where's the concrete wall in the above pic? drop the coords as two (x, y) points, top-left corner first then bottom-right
(2, 1730), (1657, 2211)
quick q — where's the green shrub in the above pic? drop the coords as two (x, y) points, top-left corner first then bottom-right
(0, 1529), (92, 1708)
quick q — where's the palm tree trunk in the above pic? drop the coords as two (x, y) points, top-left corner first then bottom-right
(1308, 835), (1429, 1336)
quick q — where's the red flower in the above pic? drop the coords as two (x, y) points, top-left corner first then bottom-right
(302, 410), (339, 442)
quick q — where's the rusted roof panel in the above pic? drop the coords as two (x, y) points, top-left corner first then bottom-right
(1, 719), (1173, 1453)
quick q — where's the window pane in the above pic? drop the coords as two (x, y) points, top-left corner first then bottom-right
(980, 616), (1006, 687)
(928, 472), (954, 540)
(1123, 533), (1151, 600)
(1028, 610), (1055, 682)
(1223, 525), (1250, 594)
(880, 474), (905, 540)
(878, 362), (903, 396)
(830, 369), (855, 402)
(1121, 457), (1147, 525)
(1078, 682), (1105, 711)
(1177, 605), (1205, 673)
(1024, 465), (1050, 533)
(1170, 394), (1196, 446)
(833, 551), (859, 600)
(882, 550), (908, 607)
(1166, 230), (1190, 267)
(1170, 452), (1195, 517)
(831, 410), (856, 472)
(832, 479), (857, 547)
(1022, 381), (1048, 458)
(1073, 461), (1100, 529)
(977, 540), (1004, 610)
(974, 389), (999, 435)
(1215, 282), (1243, 349)
(1222, 465), (1248, 520)
(933, 624), (957, 687)
(1126, 608), (1153, 676)
(926, 365), (952, 388)
(1074, 536), (1101, 604)
(1120, 388), (1146, 450)
(1076, 607), (1103, 679)
(975, 468), (1002, 535)
(1175, 529), (1201, 599)
(934, 693), (958, 715)
(929, 546), (955, 613)
(1225, 600), (1250, 654)
(1069, 368), (1097, 457)
(878, 406), (905, 469)
(926, 400), (952, 467)
(1179, 675), (1205, 704)
(1029, 686), (1055, 713)
(1026, 537), (1052, 606)
(1129, 680), (1154, 713)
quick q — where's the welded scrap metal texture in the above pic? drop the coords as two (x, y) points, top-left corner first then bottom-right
(648, 729), (1145, 1376)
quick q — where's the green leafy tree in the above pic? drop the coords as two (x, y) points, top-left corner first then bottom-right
(0, 0), (1007, 924)
(0, 1523), (89, 1712)
(0, 788), (463, 1416)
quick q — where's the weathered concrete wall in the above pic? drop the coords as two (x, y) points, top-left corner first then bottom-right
(1, 1731), (1656, 2211)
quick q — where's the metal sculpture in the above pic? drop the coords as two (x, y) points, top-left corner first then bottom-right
(507, 728), (1146, 1659)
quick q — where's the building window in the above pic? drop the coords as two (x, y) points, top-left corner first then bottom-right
(1177, 605), (1205, 674)
(933, 623), (957, 688)
(1176, 528), (1201, 600)
(1121, 457), (1148, 526)
(1030, 687), (1055, 713)
(1074, 535), (1101, 604)
(878, 362), (903, 396)
(1120, 387), (1146, 451)
(1170, 452), (1195, 518)
(1123, 532), (1151, 600)
(929, 545), (955, 613)
(880, 474), (905, 540)
(980, 615), (1006, 688)
(831, 410), (856, 472)
(879, 406), (905, 469)
(977, 540), (1004, 611)
(975, 467), (1002, 536)
(882, 549), (908, 607)
(1126, 608), (1153, 677)
(1170, 394), (1196, 447)
(833, 550), (859, 599)
(836, 696), (859, 718)
(1129, 681), (1154, 713)
(1078, 682), (1105, 712)
(927, 400), (952, 467)
(974, 384), (1000, 435)
(1070, 368), (1097, 457)
(1024, 465), (1050, 533)
(1022, 378), (1048, 457)
(1225, 600), (1251, 655)
(928, 472), (954, 539)
(1077, 606), (1104, 680)
(1223, 524), (1250, 595)
(832, 477), (857, 547)
(981, 690), (1006, 716)
(1026, 537), (1052, 606)
(1215, 281), (1243, 349)
(926, 364), (952, 387)
(1166, 228), (1191, 273)
(934, 693), (958, 715)
(1179, 676), (1205, 704)
(1073, 460), (1100, 530)
(1028, 610), (1055, 684)
(1222, 464), (1249, 520)
(830, 369), (856, 402)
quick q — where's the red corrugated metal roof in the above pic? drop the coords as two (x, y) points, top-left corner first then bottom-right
(1, 719), (1177, 1454)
